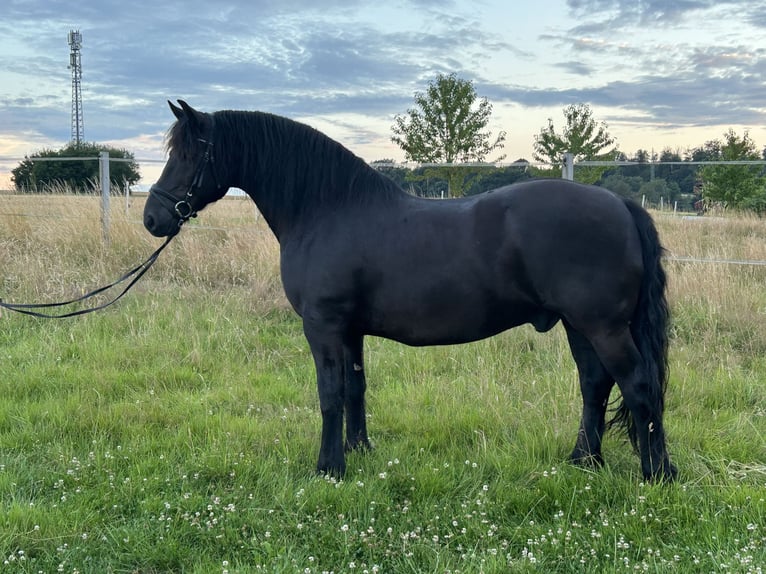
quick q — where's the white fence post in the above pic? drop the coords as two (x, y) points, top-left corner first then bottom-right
(562, 153), (574, 181)
(99, 151), (110, 246)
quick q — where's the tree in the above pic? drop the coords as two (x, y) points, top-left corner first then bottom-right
(600, 173), (645, 201)
(699, 129), (766, 212)
(12, 142), (141, 193)
(656, 148), (697, 196)
(391, 73), (506, 197)
(533, 103), (617, 183)
(605, 148), (653, 182)
(689, 139), (721, 162)
(638, 179), (680, 206)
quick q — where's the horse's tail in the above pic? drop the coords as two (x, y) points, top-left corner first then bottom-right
(609, 199), (670, 449)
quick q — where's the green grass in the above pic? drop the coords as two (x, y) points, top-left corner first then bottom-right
(1, 195), (765, 572)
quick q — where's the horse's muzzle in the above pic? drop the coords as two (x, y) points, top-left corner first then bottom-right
(143, 210), (176, 238)
(144, 185), (182, 237)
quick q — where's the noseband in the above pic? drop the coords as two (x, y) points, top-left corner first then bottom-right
(149, 118), (222, 229)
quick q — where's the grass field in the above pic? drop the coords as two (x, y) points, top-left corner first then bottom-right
(1, 192), (765, 573)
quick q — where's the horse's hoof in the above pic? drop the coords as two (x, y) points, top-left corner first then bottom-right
(643, 461), (678, 483)
(345, 438), (373, 453)
(570, 451), (604, 468)
(317, 457), (346, 478)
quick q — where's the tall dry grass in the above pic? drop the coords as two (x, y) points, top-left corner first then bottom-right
(0, 190), (285, 310)
(658, 214), (766, 370)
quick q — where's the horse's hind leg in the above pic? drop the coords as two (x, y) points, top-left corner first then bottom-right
(343, 334), (371, 452)
(588, 327), (675, 481)
(564, 323), (614, 467)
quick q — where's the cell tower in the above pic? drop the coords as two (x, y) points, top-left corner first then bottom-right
(68, 29), (84, 145)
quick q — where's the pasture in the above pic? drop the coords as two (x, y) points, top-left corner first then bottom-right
(1, 192), (765, 573)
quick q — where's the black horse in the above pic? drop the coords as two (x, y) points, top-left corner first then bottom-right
(144, 100), (676, 481)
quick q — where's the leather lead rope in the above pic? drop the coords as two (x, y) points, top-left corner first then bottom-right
(0, 235), (173, 319)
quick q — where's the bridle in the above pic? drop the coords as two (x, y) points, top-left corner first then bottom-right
(148, 116), (222, 231)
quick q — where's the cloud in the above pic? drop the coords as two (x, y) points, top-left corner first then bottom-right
(565, 0), (748, 28)
(71, 2), (521, 126)
(551, 60), (595, 76)
(484, 67), (764, 130)
(510, 2), (766, 134)
(750, 5), (766, 27)
(2, 0), (765, 168)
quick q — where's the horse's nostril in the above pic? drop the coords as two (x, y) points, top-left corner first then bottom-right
(144, 213), (155, 231)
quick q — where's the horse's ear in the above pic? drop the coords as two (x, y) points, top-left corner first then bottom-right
(168, 100), (184, 120)
(177, 100), (204, 135)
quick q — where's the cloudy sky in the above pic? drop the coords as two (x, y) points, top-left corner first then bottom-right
(1, 0), (765, 187)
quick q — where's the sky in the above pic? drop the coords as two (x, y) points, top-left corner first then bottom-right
(1, 0), (765, 188)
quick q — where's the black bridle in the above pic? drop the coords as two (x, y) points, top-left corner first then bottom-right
(0, 121), (221, 319)
(148, 118), (222, 232)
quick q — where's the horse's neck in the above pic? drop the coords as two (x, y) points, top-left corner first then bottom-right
(241, 180), (289, 241)
(230, 113), (377, 240)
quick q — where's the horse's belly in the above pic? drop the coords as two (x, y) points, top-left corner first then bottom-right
(362, 295), (537, 346)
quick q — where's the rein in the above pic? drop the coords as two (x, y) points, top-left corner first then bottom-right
(1, 114), (220, 320)
(0, 235), (173, 319)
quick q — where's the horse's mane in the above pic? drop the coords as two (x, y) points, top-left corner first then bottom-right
(167, 109), (404, 221)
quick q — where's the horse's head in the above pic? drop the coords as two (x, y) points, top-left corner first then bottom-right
(143, 100), (228, 237)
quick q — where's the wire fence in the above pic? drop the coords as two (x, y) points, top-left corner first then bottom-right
(3, 154), (766, 204)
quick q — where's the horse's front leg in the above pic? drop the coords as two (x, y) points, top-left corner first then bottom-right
(304, 322), (347, 476)
(344, 334), (371, 452)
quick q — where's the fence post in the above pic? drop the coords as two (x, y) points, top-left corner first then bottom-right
(99, 151), (110, 246)
(562, 153), (574, 181)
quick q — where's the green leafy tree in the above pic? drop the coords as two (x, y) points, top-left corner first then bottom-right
(600, 173), (645, 201)
(699, 129), (766, 212)
(533, 103), (617, 183)
(12, 142), (140, 193)
(627, 149), (653, 179)
(639, 179), (680, 206)
(391, 73), (506, 197)
(689, 140), (721, 162)
(656, 148), (697, 196)
(599, 149), (652, 185)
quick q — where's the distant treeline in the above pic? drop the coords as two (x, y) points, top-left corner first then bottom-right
(373, 153), (766, 214)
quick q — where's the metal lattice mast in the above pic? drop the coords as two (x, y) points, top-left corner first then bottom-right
(68, 30), (84, 145)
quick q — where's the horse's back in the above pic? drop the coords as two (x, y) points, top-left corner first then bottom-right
(483, 178), (633, 225)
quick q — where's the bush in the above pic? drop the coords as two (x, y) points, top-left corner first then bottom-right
(11, 142), (140, 192)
